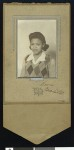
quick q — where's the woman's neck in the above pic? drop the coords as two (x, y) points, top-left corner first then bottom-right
(33, 52), (42, 61)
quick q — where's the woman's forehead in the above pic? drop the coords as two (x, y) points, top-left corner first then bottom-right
(30, 38), (42, 43)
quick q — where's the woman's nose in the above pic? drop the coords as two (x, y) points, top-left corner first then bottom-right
(33, 44), (37, 49)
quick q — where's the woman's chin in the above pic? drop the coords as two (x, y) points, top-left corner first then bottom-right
(33, 52), (39, 55)
(33, 51), (42, 55)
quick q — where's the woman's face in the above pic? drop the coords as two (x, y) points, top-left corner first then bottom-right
(30, 38), (44, 55)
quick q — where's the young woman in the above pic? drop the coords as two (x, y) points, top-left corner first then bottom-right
(20, 32), (55, 78)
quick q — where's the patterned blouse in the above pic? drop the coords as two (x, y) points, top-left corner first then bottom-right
(20, 52), (52, 78)
(25, 60), (49, 78)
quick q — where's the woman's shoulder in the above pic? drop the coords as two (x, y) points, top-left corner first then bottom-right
(45, 52), (50, 63)
(24, 54), (31, 62)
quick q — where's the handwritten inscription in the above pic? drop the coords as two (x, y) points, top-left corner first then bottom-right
(45, 87), (64, 94)
(33, 88), (43, 96)
(40, 81), (53, 87)
(32, 81), (64, 96)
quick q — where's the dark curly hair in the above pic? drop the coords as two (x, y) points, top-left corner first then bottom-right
(29, 32), (49, 51)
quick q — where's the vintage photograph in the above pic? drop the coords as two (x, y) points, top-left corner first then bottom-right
(17, 19), (57, 78)
(3, 3), (70, 144)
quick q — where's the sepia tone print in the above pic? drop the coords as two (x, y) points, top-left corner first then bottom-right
(17, 19), (57, 78)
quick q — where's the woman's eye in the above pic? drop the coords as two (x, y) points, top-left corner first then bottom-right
(36, 43), (40, 46)
(31, 44), (34, 46)
(31, 44), (40, 46)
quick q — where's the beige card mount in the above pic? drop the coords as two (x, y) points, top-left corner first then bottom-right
(3, 3), (71, 144)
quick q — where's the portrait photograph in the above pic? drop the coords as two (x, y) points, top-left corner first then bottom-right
(3, 3), (71, 145)
(17, 18), (57, 78)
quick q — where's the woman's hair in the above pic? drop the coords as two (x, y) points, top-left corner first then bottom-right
(29, 32), (49, 51)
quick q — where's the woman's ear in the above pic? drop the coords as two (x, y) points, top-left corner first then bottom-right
(42, 43), (45, 49)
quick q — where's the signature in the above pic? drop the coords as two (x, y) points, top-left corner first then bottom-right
(40, 81), (53, 87)
(32, 80), (64, 96)
(32, 87), (64, 96)
(45, 87), (64, 94)
(33, 87), (43, 96)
